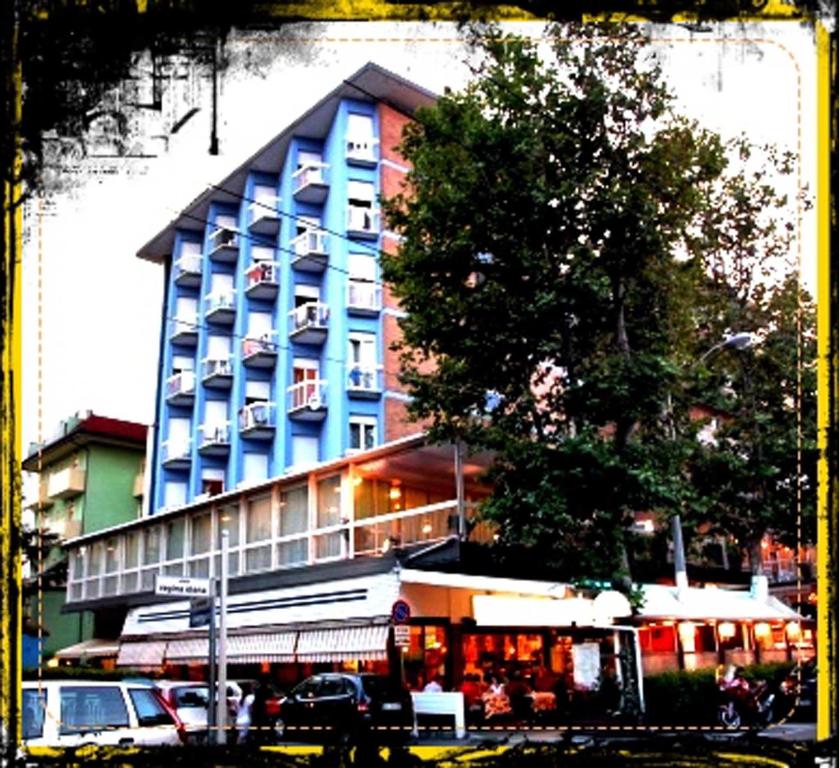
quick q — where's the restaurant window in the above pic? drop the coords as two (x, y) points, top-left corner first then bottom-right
(315, 475), (342, 560)
(278, 485), (308, 566)
(140, 526), (161, 590)
(403, 625), (449, 691)
(245, 495), (272, 571)
(103, 537), (120, 595)
(638, 625), (677, 654)
(191, 513), (211, 555)
(216, 505), (240, 576)
(164, 518), (185, 575)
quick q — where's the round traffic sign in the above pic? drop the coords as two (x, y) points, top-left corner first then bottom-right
(391, 599), (411, 624)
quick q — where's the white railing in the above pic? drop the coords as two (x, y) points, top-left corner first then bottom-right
(166, 370), (196, 400)
(170, 316), (198, 338)
(244, 261), (279, 290)
(174, 252), (202, 280)
(346, 137), (378, 163)
(199, 421), (231, 448)
(242, 333), (277, 359)
(205, 290), (235, 315)
(291, 229), (328, 258)
(202, 356), (233, 380)
(239, 401), (276, 431)
(248, 197), (280, 223)
(347, 281), (383, 312)
(292, 161), (329, 192)
(347, 206), (380, 235)
(287, 379), (327, 411)
(209, 227), (238, 251)
(161, 438), (191, 464)
(289, 302), (329, 333)
(346, 365), (382, 393)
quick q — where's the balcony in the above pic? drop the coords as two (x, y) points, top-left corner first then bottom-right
(165, 370), (196, 406)
(161, 438), (191, 469)
(346, 137), (378, 167)
(208, 227), (239, 263)
(36, 479), (54, 509)
(244, 261), (279, 301)
(202, 355), (233, 389)
(292, 162), (329, 204)
(289, 302), (328, 345)
(48, 516), (82, 540)
(169, 316), (198, 347)
(346, 365), (383, 399)
(347, 281), (383, 316)
(47, 466), (86, 499)
(205, 290), (236, 326)
(290, 229), (328, 273)
(173, 252), (202, 288)
(239, 401), (276, 440)
(242, 334), (277, 369)
(346, 206), (380, 239)
(287, 380), (327, 421)
(198, 422), (231, 457)
(247, 198), (281, 237)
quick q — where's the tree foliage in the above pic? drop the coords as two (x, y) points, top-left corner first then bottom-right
(381, 23), (814, 587)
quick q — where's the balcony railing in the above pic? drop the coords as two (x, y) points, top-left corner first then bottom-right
(247, 198), (281, 236)
(202, 356), (233, 389)
(173, 252), (202, 287)
(161, 438), (191, 469)
(239, 401), (276, 438)
(244, 261), (279, 301)
(292, 162), (329, 203)
(47, 466), (86, 499)
(346, 137), (378, 166)
(165, 370), (196, 405)
(289, 302), (329, 345)
(198, 422), (231, 456)
(242, 333), (277, 369)
(347, 281), (382, 315)
(208, 227), (239, 263)
(287, 380), (327, 421)
(205, 290), (236, 325)
(291, 229), (328, 272)
(346, 365), (383, 398)
(169, 316), (198, 346)
(346, 206), (380, 239)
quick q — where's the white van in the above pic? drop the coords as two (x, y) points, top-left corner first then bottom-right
(22, 680), (184, 748)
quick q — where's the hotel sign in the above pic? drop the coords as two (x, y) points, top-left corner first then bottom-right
(155, 575), (212, 598)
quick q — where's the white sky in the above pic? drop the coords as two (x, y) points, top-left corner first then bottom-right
(20, 20), (820, 470)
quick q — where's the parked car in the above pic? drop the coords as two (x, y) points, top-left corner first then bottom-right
(22, 680), (184, 748)
(277, 673), (413, 744)
(154, 680), (243, 741)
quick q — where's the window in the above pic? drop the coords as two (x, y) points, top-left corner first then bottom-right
(203, 399), (229, 438)
(278, 485), (309, 566)
(165, 418), (190, 460)
(217, 505), (240, 577)
(172, 354), (194, 375)
(59, 686), (129, 734)
(143, 527), (161, 565)
(295, 215), (320, 239)
(128, 689), (174, 727)
(174, 296), (197, 323)
(22, 689), (46, 740)
(243, 452), (269, 483)
(246, 495), (272, 570)
(349, 417), (377, 453)
(291, 435), (319, 468)
(164, 481), (187, 509)
(166, 518), (186, 560)
(315, 475), (343, 560)
(202, 468), (225, 497)
(252, 185), (276, 211)
(348, 253), (376, 282)
(245, 379), (271, 405)
(191, 513), (211, 555)
(347, 113), (374, 142)
(251, 244), (274, 263)
(207, 335), (232, 360)
(180, 240), (201, 258)
(348, 180), (375, 205)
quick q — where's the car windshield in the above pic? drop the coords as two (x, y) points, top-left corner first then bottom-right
(173, 686), (210, 708)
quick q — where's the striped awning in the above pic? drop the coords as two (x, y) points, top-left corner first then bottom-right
(296, 625), (389, 662)
(55, 638), (120, 660)
(229, 632), (296, 663)
(116, 640), (167, 667)
(165, 637), (209, 663)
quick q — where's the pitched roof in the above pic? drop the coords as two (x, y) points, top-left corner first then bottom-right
(136, 62), (437, 264)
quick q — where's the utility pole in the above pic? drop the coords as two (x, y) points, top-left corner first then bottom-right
(216, 530), (229, 744)
(207, 577), (217, 745)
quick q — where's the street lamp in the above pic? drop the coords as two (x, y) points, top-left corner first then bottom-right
(670, 332), (756, 596)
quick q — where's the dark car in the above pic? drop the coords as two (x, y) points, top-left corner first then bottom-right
(277, 673), (413, 744)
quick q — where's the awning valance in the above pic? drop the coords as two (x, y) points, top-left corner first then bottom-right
(116, 640), (167, 667)
(55, 638), (120, 660)
(165, 638), (209, 663)
(296, 625), (389, 662)
(229, 632), (296, 663)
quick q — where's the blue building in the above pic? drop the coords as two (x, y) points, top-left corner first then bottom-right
(138, 63), (435, 514)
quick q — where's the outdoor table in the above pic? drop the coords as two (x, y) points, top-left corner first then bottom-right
(528, 691), (557, 712)
(481, 691), (512, 719)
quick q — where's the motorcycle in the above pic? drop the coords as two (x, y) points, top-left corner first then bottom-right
(717, 676), (776, 729)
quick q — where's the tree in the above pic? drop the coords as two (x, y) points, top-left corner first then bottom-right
(381, 23), (810, 590)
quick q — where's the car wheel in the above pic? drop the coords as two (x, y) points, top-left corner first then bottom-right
(718, 704), (741, 729)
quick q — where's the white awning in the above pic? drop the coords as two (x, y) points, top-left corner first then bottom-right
(55, 638), (120, 660)
(116, 640), (167, 667)
(472, 595), (600, 627)
(637, 584), (803, 621)
(165, 638), (209, 663)
(229, 632), (296, 663)
(296, 625), (389, 662)
(399, 568), (570, 598)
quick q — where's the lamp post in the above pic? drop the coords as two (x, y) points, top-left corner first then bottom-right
(670, 332), (756, 596)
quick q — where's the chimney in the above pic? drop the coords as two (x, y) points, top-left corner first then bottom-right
(750, 574), (769, 602)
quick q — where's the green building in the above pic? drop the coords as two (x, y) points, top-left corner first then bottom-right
(22, 412), (147, 666)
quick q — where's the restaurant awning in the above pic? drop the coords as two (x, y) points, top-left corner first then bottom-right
(165, 638), (209, 663)
(116, 639), (167, 667)
(637, 584), (803, 621)
(296, 625), (389, 662)
(472, 595), (601, 628)
(229, 632), (296, 663)
(55, 638), (120, 660)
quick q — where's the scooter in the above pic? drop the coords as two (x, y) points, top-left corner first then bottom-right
(717, 677), (776, 729)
